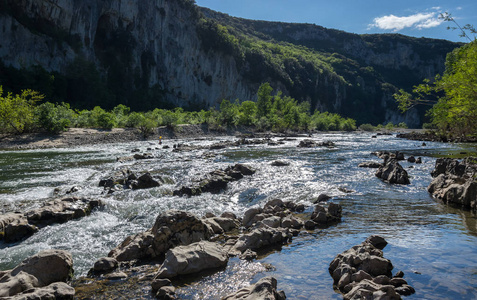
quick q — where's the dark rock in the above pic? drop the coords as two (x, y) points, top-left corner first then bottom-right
(173, 164), (255, 197)
(133, 153), (154, 160)
(311, 203), (342, 225)
(297, 139), (317, 148)
(376, 159), (410, 185)
(359, 161), (382, 168)
(271, 160), (290, 167)
(313, 194), (332, 203)
(131, 173), (162, 190)
(407, 156), (416, 163)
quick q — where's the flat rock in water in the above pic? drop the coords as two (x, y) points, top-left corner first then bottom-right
(155, 241), (228, 278)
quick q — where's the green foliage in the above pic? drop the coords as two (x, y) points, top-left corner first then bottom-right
(37, 102), (76, 133)
(0, 87), (43, 134)
(310, 111), (355, 131)
(359, 123), (375, 131)
(256, 83), (273, 118)
(395, 40), (477, 137)
(0, 83), (357, 135)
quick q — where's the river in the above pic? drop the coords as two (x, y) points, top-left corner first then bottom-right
(1, 132), (476, 299)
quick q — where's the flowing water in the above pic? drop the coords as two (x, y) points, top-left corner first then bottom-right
(1, 133), (477, 299)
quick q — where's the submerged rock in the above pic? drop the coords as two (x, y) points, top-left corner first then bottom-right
(222, 276), (286, 300)
(329, 236), (415, 299)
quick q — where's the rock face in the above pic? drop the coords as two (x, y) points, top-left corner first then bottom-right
(0, 0), (458, 126)
(155, 241), (228, 278)
(0, 197), (102, 243)
(376, 159), (410, 185)
(428, 158), (477, 211)
(222, 277), (286, 300)
(0, 250), (75, 299)
(329, 236), (415, 299)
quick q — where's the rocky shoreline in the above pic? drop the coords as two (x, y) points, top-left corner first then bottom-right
(3, 130), (475, 299)
(397, 131), (477, 143)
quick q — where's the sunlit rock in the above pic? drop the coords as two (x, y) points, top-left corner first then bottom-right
(222, 276), (286, 300)
(155, 241), (228, 279)
(329, 236), (414, 299)
(0, 250), (74, 298)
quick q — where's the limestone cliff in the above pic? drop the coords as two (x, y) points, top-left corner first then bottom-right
(0, 0), (461, 126)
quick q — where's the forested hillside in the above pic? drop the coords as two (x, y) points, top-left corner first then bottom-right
(0, 0), (461, 126)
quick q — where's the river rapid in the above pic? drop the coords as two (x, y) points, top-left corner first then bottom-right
(1, 132), (477, 299)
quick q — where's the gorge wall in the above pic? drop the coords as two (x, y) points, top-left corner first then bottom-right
(0, 0), (461, 126)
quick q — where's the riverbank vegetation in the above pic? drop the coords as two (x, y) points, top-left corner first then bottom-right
(395, 16), (476, 138)
(0, 83), (364, 135)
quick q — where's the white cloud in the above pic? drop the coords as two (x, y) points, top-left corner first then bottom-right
(369, 12), (443, 32)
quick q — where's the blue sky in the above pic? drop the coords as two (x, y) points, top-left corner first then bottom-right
(195, 0), (477, 43)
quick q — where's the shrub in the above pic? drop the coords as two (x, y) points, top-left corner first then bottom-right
(359, 123), (375, 131)
(36, 102), (76, 133)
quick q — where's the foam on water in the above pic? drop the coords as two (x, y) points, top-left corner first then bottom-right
(1, 133), (477, 299)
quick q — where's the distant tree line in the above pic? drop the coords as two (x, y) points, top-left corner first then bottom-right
(0, 83), (367, 136)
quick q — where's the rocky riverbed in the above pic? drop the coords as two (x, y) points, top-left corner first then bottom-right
(1, 131), (477, 299)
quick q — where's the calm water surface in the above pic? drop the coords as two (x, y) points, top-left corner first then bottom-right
(1, 133), (476, 299)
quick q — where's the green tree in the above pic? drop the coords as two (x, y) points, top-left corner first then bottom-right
(395, 40), (477, 136)
(37, 102), (76, 133)
(256, 83), (273, 118)
(395, 15), (477, 137)
(0, 86), (43, 134)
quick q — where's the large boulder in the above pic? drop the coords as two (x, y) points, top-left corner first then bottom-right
(428, 158), (477, 211)
(0, 250), (74, 298)
(155, 241), (228, 278)
(108, 210), (213, 262)
(222, 277), (286, 300)
(151, 210), (214, 256)
(375, 159), (410, 185)
(1, 214), (38, 243)
(329, 236), (414, 298)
